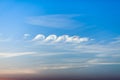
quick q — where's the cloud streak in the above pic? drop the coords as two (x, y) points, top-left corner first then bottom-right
(26, 14), (82, 28)
(0, 52), (35, 58)
(0, 69), (36, 75)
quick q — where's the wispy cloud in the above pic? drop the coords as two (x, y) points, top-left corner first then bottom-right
(23, 34), (30, 39)
(0, 52), (35, 58)
(86, 58), (120, 66)
(26, 14), (82, 29)
(37, 64), (89, 70)
(0, 34), (120, 75)
(0, 69), (36, 75)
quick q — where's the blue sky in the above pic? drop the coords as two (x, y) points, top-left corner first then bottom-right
(0, 0), (120, 78)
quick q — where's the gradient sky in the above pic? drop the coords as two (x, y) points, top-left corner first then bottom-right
(0, 0), (120, 78)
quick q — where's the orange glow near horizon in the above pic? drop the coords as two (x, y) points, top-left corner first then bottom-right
(0, 69), (36, 75)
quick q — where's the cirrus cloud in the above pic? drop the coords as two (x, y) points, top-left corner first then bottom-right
(26, 14), (82, 29)
(0, 52), (35, 58)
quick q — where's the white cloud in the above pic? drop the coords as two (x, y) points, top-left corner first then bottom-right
(44, 34), (57, 42)
(26, 14), (82, 28)
(24, 34), (30, 39)
(55, 35), (69, 42)
(0, 52), (35, 58)
(32, 34), (45, 41)
(32, 34), (89, 44)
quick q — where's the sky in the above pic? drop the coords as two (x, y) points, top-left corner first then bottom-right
(0, 0), (120, 79)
